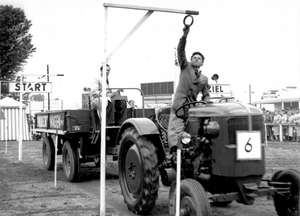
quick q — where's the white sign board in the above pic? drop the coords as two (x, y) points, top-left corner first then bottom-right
(9, 82), (52, 93)
(209, 84), (231, 95)
(236, 131), (262, 160)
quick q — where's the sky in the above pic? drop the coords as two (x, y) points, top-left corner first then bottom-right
(3, 0), (300, 108)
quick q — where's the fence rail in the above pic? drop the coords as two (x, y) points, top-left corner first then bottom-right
(264, 123), (300, 142)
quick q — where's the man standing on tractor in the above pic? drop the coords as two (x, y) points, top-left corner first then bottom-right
(90, 64), (127, 126)
(168, 24), (211, 156)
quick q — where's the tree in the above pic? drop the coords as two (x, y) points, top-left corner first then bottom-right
(0, 5), (36, 99)
(30, 94), (45, 102)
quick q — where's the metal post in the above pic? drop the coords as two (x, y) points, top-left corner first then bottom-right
(100, 5), (108, 216)
(249, 84), (251, 104)
(264, 123), (268, 146)
(19, 75), (23, 161)
(101, 4), (199, 216)
(54, 131), (58, 188)
(47, 65), (50, 110)
(176, 147), (181, 216)
(279, 124), (283, 142)
(0, 81), (8, 151)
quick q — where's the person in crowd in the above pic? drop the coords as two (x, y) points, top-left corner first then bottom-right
(90, 64), (127, 126)
(264, 110), (274, 141)
(272, 110), (282, 141)
(286, 110), (295, 141)
(293, 110), (300, 142)
(167, 24), (211, 157)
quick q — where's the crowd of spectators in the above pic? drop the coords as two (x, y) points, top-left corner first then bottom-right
(263, 108), (300, 142)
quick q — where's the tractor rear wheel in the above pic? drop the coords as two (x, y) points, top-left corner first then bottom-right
(42, 136), (55, 171)
(118, 127), (159, 215)
(272, 169), (300, 216)
(169, 179), (212, 216)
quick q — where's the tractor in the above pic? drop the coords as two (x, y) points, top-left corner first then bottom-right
(116, 100), (300, 216)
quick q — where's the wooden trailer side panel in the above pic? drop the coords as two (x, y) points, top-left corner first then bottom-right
(35, 110), (91, 133)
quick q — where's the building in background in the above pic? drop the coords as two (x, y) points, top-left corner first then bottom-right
(141, 81), (174, 106)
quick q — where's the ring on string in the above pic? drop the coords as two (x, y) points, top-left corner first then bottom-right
(183, 15), (194, 27)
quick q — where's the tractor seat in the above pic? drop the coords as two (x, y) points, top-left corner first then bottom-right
(156, 106), (171, 130)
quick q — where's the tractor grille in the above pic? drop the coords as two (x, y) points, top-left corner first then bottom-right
(228, 116), (264, 144)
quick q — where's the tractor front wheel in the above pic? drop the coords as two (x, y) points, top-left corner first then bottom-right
(169, 179), (212, 216)
(118, 127), (159, 215)
(272, 169), (300, 216)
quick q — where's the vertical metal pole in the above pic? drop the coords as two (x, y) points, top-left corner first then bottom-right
(54, 131), (58, 188)
(0, 81), (2, 143)
(100, 5), (108, 216)
(249, 84), (251, 104)
(19, 75), (23, 161)
(0, 81), (8, 152)
(264, 123), (268, 147)
(0, 81), (7, 153)
(47, 65), (50, 110)
(176, 147), (181, 216)
(5, 118), (7, 153)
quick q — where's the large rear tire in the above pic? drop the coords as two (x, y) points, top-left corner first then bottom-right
(62, 140), (80, 182)
(42, 136), (55, 171)
(118, 127), (159, 215)
(272, 169), (300, 216)
(169, 179), (212, 216)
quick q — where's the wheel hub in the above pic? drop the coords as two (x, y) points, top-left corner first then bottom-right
(180, 196), (195, 216)
(125, 145), (142, 197)
(65, 151), (71, 174)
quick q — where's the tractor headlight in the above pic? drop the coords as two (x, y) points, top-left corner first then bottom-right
(179, 132), (191, 144)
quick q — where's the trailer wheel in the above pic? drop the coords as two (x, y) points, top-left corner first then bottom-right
(169, 179), (212, 216)
(62, 141), (80, 182)
(118, 127), (159, 215)
(42, 136), (55, 171)
(272, 169), (300, 216)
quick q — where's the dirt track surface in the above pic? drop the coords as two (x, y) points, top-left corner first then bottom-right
(0, 140), (299, 216)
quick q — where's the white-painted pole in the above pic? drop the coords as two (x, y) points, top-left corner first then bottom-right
(176, 147), (181, 216)
(264, 123), (268, 147)
(100, 5), (108, 216)
(54, 131), (58, 188)
(19, 75), (23, 161)
(0, 81), (5, 153)
(5, 121), (7, 154)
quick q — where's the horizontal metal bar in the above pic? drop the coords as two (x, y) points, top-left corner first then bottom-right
(103, 3), (199, 15)
(17, 73), (64, 77)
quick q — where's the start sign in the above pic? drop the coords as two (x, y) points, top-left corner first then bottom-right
(9, 82), (52, 93)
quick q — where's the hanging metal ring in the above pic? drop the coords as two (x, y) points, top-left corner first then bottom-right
(183, 15), (194, 27)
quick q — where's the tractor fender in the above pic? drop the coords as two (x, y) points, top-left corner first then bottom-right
(116, 118), (166, 163)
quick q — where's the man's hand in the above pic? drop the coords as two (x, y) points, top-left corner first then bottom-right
(183, 26), (190, 36)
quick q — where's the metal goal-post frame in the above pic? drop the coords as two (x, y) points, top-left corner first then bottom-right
(101, 3), (199, 216)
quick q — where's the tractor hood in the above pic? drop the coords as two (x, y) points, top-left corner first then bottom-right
(188, 102), (263, 118)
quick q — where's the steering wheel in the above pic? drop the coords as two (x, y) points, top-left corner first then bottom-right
(175, 101), (207, 119)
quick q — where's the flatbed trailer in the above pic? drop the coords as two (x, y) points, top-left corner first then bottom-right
(33, 108), (155, 182)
